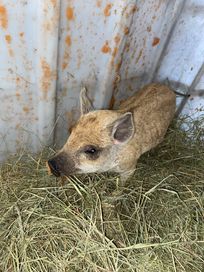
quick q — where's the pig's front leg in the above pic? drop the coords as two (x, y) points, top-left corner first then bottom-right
(119, 168), (135, 187)
(109, 160), (137, 198)
(118, 152), (139, 187)
(118, 159), (138, 187)
(110, 165), (136, 198)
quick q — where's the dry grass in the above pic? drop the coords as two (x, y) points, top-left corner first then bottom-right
(0, 116), (204, 272)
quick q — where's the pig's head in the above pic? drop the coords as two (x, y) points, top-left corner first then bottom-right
(47, 88), (135, 177)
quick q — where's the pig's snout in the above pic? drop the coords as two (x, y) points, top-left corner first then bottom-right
(47, 152), (76, 177)
(47, 158), (61, 177)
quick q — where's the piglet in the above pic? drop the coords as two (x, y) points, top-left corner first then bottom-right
(47, 83), (176, 182)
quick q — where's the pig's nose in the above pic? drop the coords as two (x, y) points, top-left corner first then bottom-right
(47, 159), (61, 177)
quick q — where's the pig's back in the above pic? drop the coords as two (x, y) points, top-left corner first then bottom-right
(119, 83), (176, 154)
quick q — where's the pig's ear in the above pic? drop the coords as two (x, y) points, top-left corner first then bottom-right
(80, 87), (94, 115)
(111, 112), (134, 144)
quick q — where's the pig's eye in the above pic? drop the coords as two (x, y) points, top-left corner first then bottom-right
(84, 146), (97, 154)
(83, 145), (101, 159)
(85, 148), (96, 154)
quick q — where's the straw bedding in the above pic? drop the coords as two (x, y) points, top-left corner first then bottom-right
(0, 117), (203, 271)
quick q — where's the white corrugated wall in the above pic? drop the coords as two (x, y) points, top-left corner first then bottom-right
(0, 0), (204, 161)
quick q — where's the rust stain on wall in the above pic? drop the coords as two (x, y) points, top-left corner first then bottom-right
(96, 0), (102, 8)
(0, 5), (8, 29)
(19, 32), (24, 37)
(114, 35), (121, 45)
(50, 0), (57, 7)
(23, 106), (30, 113)
(112, 47), (118, 58)
(5, 33), (14, 57)
(16, 92), (21, 100)
(62, 42), (71, 69)
(110, 46), (118, 67)
(135, 49), (143, 63)
(109, 93), (115, 110)
(104, 3), (112, 17)
(65, 35), (72, 46)
(16, 77), (20, 83)
(5, 34), (11, 43)
(147, 26), (151, 32)
(41, 59), (51, 99)
(131, 5), (138, 13)
(101, 41), (111, 54)
(62, 50), (70, 70)
(152, 37), (160, 47)
(115, 59), (122, 73)
(62, 62), (68, 70)
(124, 26), (129, 35)
(66, 6), (74, 20)
(125, 42), (130, 52)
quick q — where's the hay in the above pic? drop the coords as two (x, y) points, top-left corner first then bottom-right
(0, 117), (204, 272)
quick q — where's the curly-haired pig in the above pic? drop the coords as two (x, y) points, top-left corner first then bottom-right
(47, 83), (176, 181)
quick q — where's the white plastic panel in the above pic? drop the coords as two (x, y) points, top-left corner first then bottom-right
(0, 0), (204, 161)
